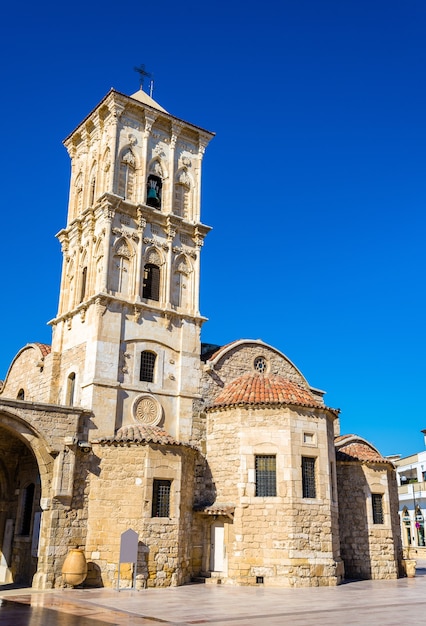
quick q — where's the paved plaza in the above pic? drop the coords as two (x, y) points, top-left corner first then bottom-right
(2, 562), (426, 625)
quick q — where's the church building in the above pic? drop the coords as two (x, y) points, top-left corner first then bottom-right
(0, 86), (402, 589)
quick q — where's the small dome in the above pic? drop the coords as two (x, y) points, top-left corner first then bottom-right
(95, 424), (194, 448)
(335, 435), (389, 463)
(209, 373), (323, 410)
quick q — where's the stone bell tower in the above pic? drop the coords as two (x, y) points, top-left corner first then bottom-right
(49, 87), (214, 440)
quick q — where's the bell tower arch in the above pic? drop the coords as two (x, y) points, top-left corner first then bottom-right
(49, 88), (214, 440)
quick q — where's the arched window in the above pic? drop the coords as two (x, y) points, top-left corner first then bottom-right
(89, 176), (96, 205)
(415, 505), (425, 546)
(174, 184), (190, 217)
(174, 169), (191, 217)
(88, 162), (97, 206)
(140, 351), (156, 382)
(17, 389), (25, 400)
(173, 255), (190, 308)
(146, 174), (162, 208)
(118, 150), (136, 200)
(20, 483), (35, 535)
(66, 372), (76, 406)
(79, 266), (87, 303)
(402, 507), (412, 546)
(111, 240), (131, 295)
(143, 264), (160, 301)
(74, 173), (83, 216)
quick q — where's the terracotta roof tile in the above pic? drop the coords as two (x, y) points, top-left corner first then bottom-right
(94, 424), (197, 448)
(33, 343), (51, 357)
(207, 373), (338, 414)
(335, 435), (389, 464)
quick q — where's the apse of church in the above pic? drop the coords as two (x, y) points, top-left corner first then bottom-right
(0, 85), (402, 589)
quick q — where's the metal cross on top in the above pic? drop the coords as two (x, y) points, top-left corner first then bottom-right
(134, 64), (154, 96)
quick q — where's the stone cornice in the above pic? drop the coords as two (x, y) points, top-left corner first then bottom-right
(48, 292), (208, 327)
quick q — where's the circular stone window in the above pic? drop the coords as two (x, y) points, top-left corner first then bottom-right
(254, 356), (268, 373)
(133, 394), (162, 426)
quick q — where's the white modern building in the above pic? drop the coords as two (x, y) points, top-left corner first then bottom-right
(394, 430), (426, 555)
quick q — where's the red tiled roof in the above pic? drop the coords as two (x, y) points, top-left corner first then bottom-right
(335, 435), (389, 464)
(207, 373), (337, 413)
(94, 424), (196, 448)
(33, 343), (51, 357)
(194, 503), (235, 518)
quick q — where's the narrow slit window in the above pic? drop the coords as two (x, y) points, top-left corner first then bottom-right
(66, 373), (76, 406)
(80, 266), (87, 303)
(302, 457), (316, 498)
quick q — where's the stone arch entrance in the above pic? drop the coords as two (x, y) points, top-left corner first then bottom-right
(0, 424), (42, 585)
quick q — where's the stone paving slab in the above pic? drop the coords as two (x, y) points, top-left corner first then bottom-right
(2, 564), (426, 626)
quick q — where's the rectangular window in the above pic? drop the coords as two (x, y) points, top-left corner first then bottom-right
(152, 479), (171, 517)
(140, 351), (156, 382)
(302, 457), (316, 498)
(372, 493), (384, 524)
(255, 455), (276, 497)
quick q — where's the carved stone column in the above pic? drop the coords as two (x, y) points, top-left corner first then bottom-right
(100, 206), (114, 293)
(134, 209), (146, 300)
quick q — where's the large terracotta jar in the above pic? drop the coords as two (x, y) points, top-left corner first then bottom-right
(62, 549), (88, 586)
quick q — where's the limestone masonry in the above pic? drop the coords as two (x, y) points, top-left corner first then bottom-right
(0, 86), (402, 589)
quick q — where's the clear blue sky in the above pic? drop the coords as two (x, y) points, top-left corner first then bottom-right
(1, 0), (425, 457)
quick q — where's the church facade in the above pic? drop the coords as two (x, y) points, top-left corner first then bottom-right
(0, 87), (402, 589)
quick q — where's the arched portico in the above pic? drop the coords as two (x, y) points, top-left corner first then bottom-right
(0, 421), (44, 585)
(0, 399), (92, 589)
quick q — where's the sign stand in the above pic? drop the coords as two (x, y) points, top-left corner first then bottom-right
(117, 528), (139, 591)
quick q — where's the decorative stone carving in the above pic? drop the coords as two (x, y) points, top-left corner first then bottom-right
(177, 169), (191, 186)
(133, 394), (162, 426)
(145, 249), (161, 266)
(113, 227), (139, 242)
(115, 241), (131, 258)
(176, 256), (190, 275)
(122, 150), (136, 167)
(95, 297), (107, 316)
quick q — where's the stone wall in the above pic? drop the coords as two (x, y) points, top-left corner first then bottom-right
(202, 403), (342, 586)
(84, 442), (197, 588)
(1, 345), (50, 403)
(337, 461), (401, 580)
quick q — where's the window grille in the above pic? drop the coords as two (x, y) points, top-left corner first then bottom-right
(143, 264), (160, 301)
(140, 351), (156, 383)
(152, 479), (171, 517)
(372, 494), (384, 524)
(302, 457), (316, 498)
(255, 455), (276, 497)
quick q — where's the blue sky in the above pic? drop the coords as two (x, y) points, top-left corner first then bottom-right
(0, 0), (425, 457)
